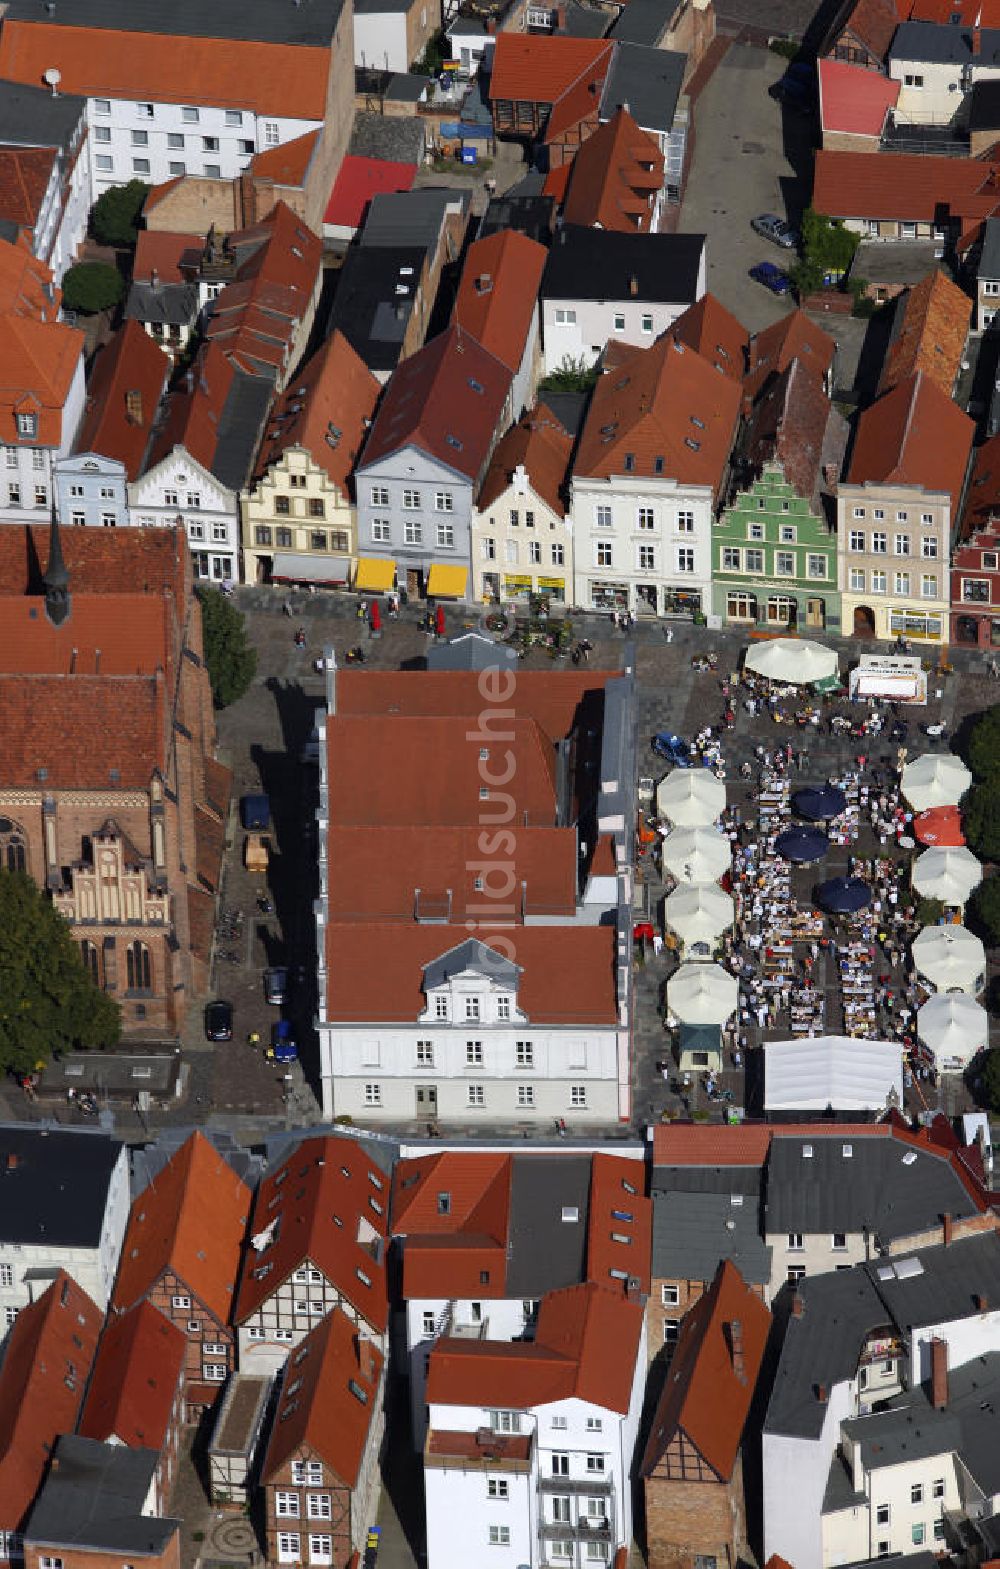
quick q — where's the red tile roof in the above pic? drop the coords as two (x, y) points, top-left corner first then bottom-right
(324, 155), (416, 230)
(427, 1282), (643, 1415)
(334, 667), (619, 745)
(112, 1131), (251, 1324)
(832, 0), (902, 57)
(586, 1154), (651, 1295)
(877, 268), (971, 398)
(574, 334), (742, 499)
(847, 370), (974, 519)
(818, 57), (900, 135)
(0, 234), (58, 317)
(74, 320), (170, 481)
(235, 1135), (389, 1333)
(133, 230), (202, 287)
(544, 46), (615, 145)
(812, 148), (1000, 224)
(0, 674), (165, 790)
(261, 1308), (384, 1489)
(359, 325), (511, 482)
(0, 145), (57, 231)
(204, 203), (322, 370)
(668, 293), (749, 382)
(0, 522), (187, 599)
(250, 130), (321, 189)
(961, 430), (1000, 536)
(652, 1123), (774, 1167)
(0, 594), (170, 677)
(78, 1301), (186, 1451)
(0, 1272), (103, 1531)
(325, 923), (619, 1025)
(640, 1260), (771, 1481)
(0, 21), (332, 120)
(0, 236), (82, 448)
(477, 405), (573, 517)
(392, 1152), (511, 1300)
(745, 308), (836, 400)
(561, 108), (665, 234)
(488, 35), (612, 107)
(255, 329), (381, 502)
(452, 229), (547, 374)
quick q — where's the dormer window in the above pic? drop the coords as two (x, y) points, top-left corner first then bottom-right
(434, 996), (448, 1019)
(497, 996), (511, 1021)
(465, 997), (480, 1021)
(16, 412), (37, 440)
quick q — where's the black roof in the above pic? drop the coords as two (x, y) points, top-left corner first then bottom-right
(0, 78), (85, 152)
(890, 18), (1000, 62)
(212, 367), (275, 493)
(866, 1230), (1000, 1330)
(479, 193), (555, 245)
(600, 42), (686, 132)
(360, 187), (470, 250)
(505, 1154), (593, 1297)
(0, 1125), (123, 1248)
(538, 390), (589, 436)
(970, 78), (1000, 129)
(125, 281), (199, 327)
(26, 1437), (180, 1556)
(652, 1187), (772, 1284)
(610, 0), (682, 45)
(3, 0), (344, 45)
(765, 1268), (891, 1439)
(326, 244), (428, 373)
(541, 225), (705, 303)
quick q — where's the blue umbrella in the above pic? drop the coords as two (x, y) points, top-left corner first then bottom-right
(794, 785), (848, 822)
(815, 876), (872, 914)
(776, 827), (829, 864)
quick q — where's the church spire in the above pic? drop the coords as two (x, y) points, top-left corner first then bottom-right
(43, 504), (70, 627)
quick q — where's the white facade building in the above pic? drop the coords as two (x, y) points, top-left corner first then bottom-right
(570, 473), (714, 618)
(129, 445), (238, 582)
(0, 355), (85, 526)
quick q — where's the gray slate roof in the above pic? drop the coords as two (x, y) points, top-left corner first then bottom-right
(3, 0), (344, 44)
(889, 19), (1000, 62)
(426, 631), (519, 670)
(26, 1437), (179, 1555)
(542, 225), (705, 303)
(852, 238), (939, 286)
(610, 0), (682, 44)
(125, 281), (199, 327)
(981, 216), (1000, 280)
(479, 192), (554, 244)
(866, 1230), (1000, 1330)
(0, 1124), (123, 1248)
(349, 111), (425, 165)
(600, 43), (686, 132)
(652, 1188), (772, 1284)
(765, 1268), (892, 1439)
(423, 937), (521, 991)
(361, 187), (470, 249)
(0, 78), (85, 152)
(212, 367), (275, 493)
(505, 1154), (593, 1296)
(326, 244), (427, 374)
(559, 3), (613, 36)
(764, 1133), (980, 1245)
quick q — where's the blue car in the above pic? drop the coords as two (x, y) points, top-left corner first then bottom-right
(750, 261), (791, 296)
(268, 1020), (298, 1062)
(652, 732), (693, 766)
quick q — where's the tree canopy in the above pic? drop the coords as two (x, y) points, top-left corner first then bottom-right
(90, 180), (150, 248)
(195, 586), (257, 708)
(0, 870), (120, 1075)
(982, 1048), (1000, 1113)
(62, 261), (125, 315)
(538, 356), (599, 395)
(966, 705), (1000, 781)
(970, 874), (1000, 946)
(963, 775), (1000, 862)
(791, 208), (859, 297)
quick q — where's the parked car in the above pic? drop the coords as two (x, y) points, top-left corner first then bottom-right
(749, 261), (792, 296)
(204, 1000), (234, 1041)
(751, 212), (799, 250)
(652, 732), (693, 765)
(264, 967), (289, 1005)
(269, 1019), (298, 1062)
(770, 67), (816, 111)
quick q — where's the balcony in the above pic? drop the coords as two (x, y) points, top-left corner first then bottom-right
(425, 1427), (532, 1474)
(539, 1473), (614, 1495)
(539, 1519), (612, 1543)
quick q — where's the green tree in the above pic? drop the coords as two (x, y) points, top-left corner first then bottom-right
(970, 876), (1000, 945)
(61, 261), (125, 315)
(966, 705), (1000, 780)
(0, 870), (120, 1075)
(963, 776), (1000, 861)
(90, 180), (150, 248)
(982, 1047), (1000, 1112)
(790, 208), (859, 296)
(196, 586), (257, 708)
(914, 896), (945, 927)
(538, 356), (599, 395)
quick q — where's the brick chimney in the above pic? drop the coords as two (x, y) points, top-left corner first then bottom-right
(728, 1318), (746, 1383)
(943, 1211), (953, 1246)
(973, 24), (982, 54)
(792, 1292), (804, 1318)
(815, 1382), (828, 1403)
(976, 1291), (990, 1312)
(930, 1336), (949, 1409)
(629, 274), (639, 297)
(125, 388), (143, 426)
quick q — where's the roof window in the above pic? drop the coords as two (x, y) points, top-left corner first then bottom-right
(437, 1192), (451, 1216)
(468, 378), (484, 394)
(802, 1144), (813, 1158)
(684, 437), (701, 452)
(561, 1206), (579, 1223)
(349, 1378), (369, 1404)
(842, 1144), (853, 1158)
(357, 1267), (372, 1287)
(624, 453), (635, 471)
(611, 1209), (633, 1223)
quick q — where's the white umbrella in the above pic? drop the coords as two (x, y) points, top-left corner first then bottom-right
(911, 925), (985, 995)
(667, 962), (739, 1026)
(917, 993), (988, 1069)
(660, 825), (731, 885)
(744, 638), (838, 685)
(912, 846), (983, 906)
(664, 883), (735, 946)
(901, 754), (972, 812)
(656, 769), (726, 826)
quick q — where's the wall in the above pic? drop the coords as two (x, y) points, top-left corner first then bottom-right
(542, 295), (695, 374)
(354, 447), (474, 595)
(242, 446), (356, 586)
(405, 1295), (531, 1444)
(24, 1532), (180, 1569)
(888, 57), (964, 125)
(354, 11), (410, 72)
(644, 1453), (744, 1569)
(570, 475), (714, 618)
(836, 481), (952, 645)
(470, 475), (573, 606)
(55, 454), (130, 529)
(821, 1448), (959, 1565)
(129, 447), (238, 583)
(713, 465), (840, 633)
(763, 1385), (854, 1569)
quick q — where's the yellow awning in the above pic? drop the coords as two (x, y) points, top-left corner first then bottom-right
(355, 557), (395, 592)
(427, 564), (468, 598)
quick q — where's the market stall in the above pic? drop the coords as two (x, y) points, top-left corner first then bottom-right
(763, 1034), (903, 1116)
(849, 654), (927, 705)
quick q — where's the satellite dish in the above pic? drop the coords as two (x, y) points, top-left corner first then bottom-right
(43, 67), (61, 96)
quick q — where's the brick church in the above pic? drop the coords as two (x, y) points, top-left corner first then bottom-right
(0, 519), (230, 1036)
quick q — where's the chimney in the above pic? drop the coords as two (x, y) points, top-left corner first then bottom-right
(5, 1154), (19, 1172)
(125, 388), (143, 426)
(728, 1319), (746, 1383)
(629, 274), (639, 297)
(555, 2), (566, 24)
(930, 1337), (949, 1409)
(792, 1292), (804, 1318)
(943, 1212), (953, 1246)
(974, 24), (982, 54)
(815, 1382), (828, 1403)
(486, 16), (496, 32)
(976, 1291), (990, 1311)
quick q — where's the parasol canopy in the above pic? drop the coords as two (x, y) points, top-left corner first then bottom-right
(901, 754), (972, 812)
(776, 827), (829, 864)
(815, 876), (872, 914)
(664, 883), (735, 946)
(916, 993), (988, 1068)
(914, 805), (966, 848)
(661, 825), (731, 885)
(911, 846), (982, 906)
(656, 769), (726, 826)
(744, 638), (838, 685)
(912, 924), (985, 995)
(667, 962), (739, 1026)
(793, 785), (847, 822)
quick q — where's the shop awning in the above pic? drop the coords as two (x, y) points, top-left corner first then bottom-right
(355, 557), (395, 592)
(272, 552), (350, 584)
(427, 563), (468, 598)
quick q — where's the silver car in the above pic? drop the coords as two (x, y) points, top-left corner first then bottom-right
(751, 213), (798, 250)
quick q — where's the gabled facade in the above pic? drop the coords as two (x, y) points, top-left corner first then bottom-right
(561, 107), (666, 235)
(487, 35), (613, 145)
(471, 405), (574, 605)
(130, 437), (240, 584)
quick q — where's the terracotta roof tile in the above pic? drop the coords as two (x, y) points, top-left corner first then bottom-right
(133, 230), (202, 287)
(391, 1152), (511, 1300)
(877, 268), (972, 398)
(74, 321), (170, 481)
(359, 325), (512, 482)
(334, 666), (618, 745)
(0, 594), (169, 676)
(477, 406), (573, 516)
(452, 229), (547, 373)
(0, 674), (165, 789)
(847, 370), (974, 519)
(813, 148), (1000, 225)
(668, 293), (749, 381)
(0, 521), (187, 599)
(574, 333), (742, 500)
(745, 308), (835, 401)
(0, 311), (82, 446)
(0, 144), (57, 232)
(818, 57), (900, 135)
(836, 0), (902, 57)
(325, 923), (619, 1025)
(111, 1131), (251, 1324)
(544, 45), (615, 143)
(0, 21), (332, 120)
(586, 1153), (651, 1295)
(78, 1301), (186, 1451)
(427, 1281), (643, 1414)
(235, 1135), (389, 1333)
(561, 108), (664, 233)
(488, 35), (612, 106)
(254, 330), (380, 501)
(652, 1123), (773, 1166)
(740, 358), (847, 508)
(261, 1308), (384, 1489)
(250, 130), (320, 188)
(0, 234), (57, 317)
(0, 1272), (103, 1530)
(639, 1260), (771, 1480)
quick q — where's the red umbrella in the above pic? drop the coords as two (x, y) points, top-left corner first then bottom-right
(369, 599), (381, 632)
(914, 805), (965, 847)
(435, 605), (446, 637)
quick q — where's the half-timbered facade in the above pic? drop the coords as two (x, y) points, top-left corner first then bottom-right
(235, 1136), (389, 1375)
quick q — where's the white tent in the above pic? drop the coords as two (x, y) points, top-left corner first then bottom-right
(664, 883), (735, 949)
(917, 993), (989, 1072)
(911, 846), (983, 906)
(744, 638), (838, 685)
(660, 825), (731, 885)
(656, 769), (726, 826)
(667, 962), (739, 1026)
(764, 1035), (903, 1113)
(900, 754), (972, 812)
(911, 924), (986, 995)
